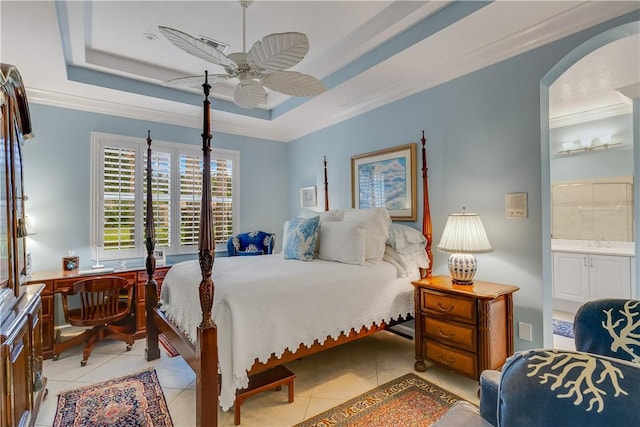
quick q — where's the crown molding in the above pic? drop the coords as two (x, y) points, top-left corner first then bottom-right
(549, 103), (632, 129)
(26, 87), (290, 142)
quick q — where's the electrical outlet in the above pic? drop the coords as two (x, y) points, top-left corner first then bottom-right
(518, 322), (533, 341)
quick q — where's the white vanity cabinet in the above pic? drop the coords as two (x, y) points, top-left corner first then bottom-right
(553, 251), (631, 304)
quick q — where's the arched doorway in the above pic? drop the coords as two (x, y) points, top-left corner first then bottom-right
(540, 21), (640, 347)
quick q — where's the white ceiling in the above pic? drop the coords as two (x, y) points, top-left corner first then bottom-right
(1, 1), (638, 142)
(550, 34), (640, 125)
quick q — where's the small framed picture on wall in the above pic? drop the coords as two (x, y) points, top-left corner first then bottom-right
(300, 186), (317, 208)
(154, 248), (167, 266)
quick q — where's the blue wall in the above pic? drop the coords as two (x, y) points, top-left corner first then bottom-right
(22, 104), (289, 272)
(288, 12), (640, 351)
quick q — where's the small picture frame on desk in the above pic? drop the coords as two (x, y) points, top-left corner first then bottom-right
(154, 248), (166, 266)
(62, 256), (79, 271)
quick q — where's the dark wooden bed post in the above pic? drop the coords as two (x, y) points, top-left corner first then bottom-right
(323, 155), (329, 212)
(196, 71), (219, 427)
(421, 131), (433, 278)
(144, 130), (161, 361)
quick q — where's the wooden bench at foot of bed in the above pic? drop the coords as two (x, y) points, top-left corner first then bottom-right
(234, 365), (295, 426)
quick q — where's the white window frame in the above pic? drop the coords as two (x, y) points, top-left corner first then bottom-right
(91, 132), (239, 261)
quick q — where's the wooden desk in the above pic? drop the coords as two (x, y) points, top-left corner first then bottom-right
(28, 265), (171, 359)
(412, 275), (519, 380)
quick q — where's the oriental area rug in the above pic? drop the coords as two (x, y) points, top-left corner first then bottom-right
(295, 373), (465, 427)
(53, 368), (173, 427)
(159, 332), (180, 357)
(553, 318), (575, 339)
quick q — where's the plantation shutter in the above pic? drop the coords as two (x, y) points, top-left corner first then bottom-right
(212, 158), (233, 244)
(179, 153), (201, 246)
(144, 150), (171, 247)
(180, 153), (234, 246)
(103, 146), (136, 250)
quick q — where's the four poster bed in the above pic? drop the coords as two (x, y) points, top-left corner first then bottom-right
(143, 73), (434, 426)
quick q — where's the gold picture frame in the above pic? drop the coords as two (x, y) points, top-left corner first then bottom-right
(351, 143), (417, 221)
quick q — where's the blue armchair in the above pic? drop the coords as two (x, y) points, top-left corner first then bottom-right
(434, 349), (640, 426)
(574, 298), (640, 363)
(227, 231), (275, 256)
(435, 298), (640, 426)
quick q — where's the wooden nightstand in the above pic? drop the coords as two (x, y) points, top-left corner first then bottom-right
(412, 275), (519, 380)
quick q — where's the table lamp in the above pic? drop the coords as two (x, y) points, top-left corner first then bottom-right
(437, 209), (493, 285)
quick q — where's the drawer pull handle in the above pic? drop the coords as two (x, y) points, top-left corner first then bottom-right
(438, 329), (454, 338)
(438, 355), (456, 365)
(436, 302), (454, 312)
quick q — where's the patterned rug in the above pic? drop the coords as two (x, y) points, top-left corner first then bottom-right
(294, 373), (465, 427)
(53, 368), (173, 427)
(159, 332), (179, 357)
(553, 318), (575, 339)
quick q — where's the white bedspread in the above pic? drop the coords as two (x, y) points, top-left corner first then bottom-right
(159, 253), (415, 411)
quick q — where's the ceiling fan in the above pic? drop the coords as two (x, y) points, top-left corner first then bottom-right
(158, 0), (326, 109)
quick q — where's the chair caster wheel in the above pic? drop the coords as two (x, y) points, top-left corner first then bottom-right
(80, 360), (87, 367)
(126, 345), (132, 351)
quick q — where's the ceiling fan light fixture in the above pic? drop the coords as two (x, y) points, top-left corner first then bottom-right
(234, 79), (265, 109)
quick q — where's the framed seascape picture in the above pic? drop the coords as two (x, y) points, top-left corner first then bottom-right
(300, 186), (317, 208)
(351, 143), (417, 221)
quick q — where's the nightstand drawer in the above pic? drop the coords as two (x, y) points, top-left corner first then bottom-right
(421, 289), (475, 323)
(424, 316), (476, 352)
(425, 340), (478, 379)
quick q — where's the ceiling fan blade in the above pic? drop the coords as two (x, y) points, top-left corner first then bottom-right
(261, 71), (325, 97)
(162, 74), (229, 88)
(158, 26), (236, 70)
(233, 80), (266, 109)
(248, 32), (309, 72)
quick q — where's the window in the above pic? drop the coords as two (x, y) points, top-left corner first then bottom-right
(91, 132), (239, 261)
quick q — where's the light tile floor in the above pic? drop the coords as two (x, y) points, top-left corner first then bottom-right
(36, 331), (481, 427)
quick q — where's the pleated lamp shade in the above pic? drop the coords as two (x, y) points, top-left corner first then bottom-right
(437, 212), (492, 284)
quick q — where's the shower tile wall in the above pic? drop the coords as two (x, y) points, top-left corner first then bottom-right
(552, 181), (633, 242)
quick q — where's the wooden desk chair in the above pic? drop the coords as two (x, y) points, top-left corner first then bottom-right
(54, 276), (135, 366)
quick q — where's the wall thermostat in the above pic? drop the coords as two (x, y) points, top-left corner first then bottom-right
(506, 192), (527, 219)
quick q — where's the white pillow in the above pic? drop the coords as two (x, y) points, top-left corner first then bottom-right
(281, 220), (290, 254)
(383, 245), (430, 277)
(342, 207), (391, 263)
(299, 209), (343, 222)
(300, 209), (343, 256)
(386, 223), (427, 254)
(317, 221), (367, 265)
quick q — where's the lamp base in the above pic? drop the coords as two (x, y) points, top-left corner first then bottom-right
(448, 253), (477, 285)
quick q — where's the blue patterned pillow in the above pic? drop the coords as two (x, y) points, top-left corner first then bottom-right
(283, 216), (320, 261)
(238, 250), (264, 256)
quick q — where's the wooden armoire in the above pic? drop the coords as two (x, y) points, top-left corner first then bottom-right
(0, 64), (46, 426)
